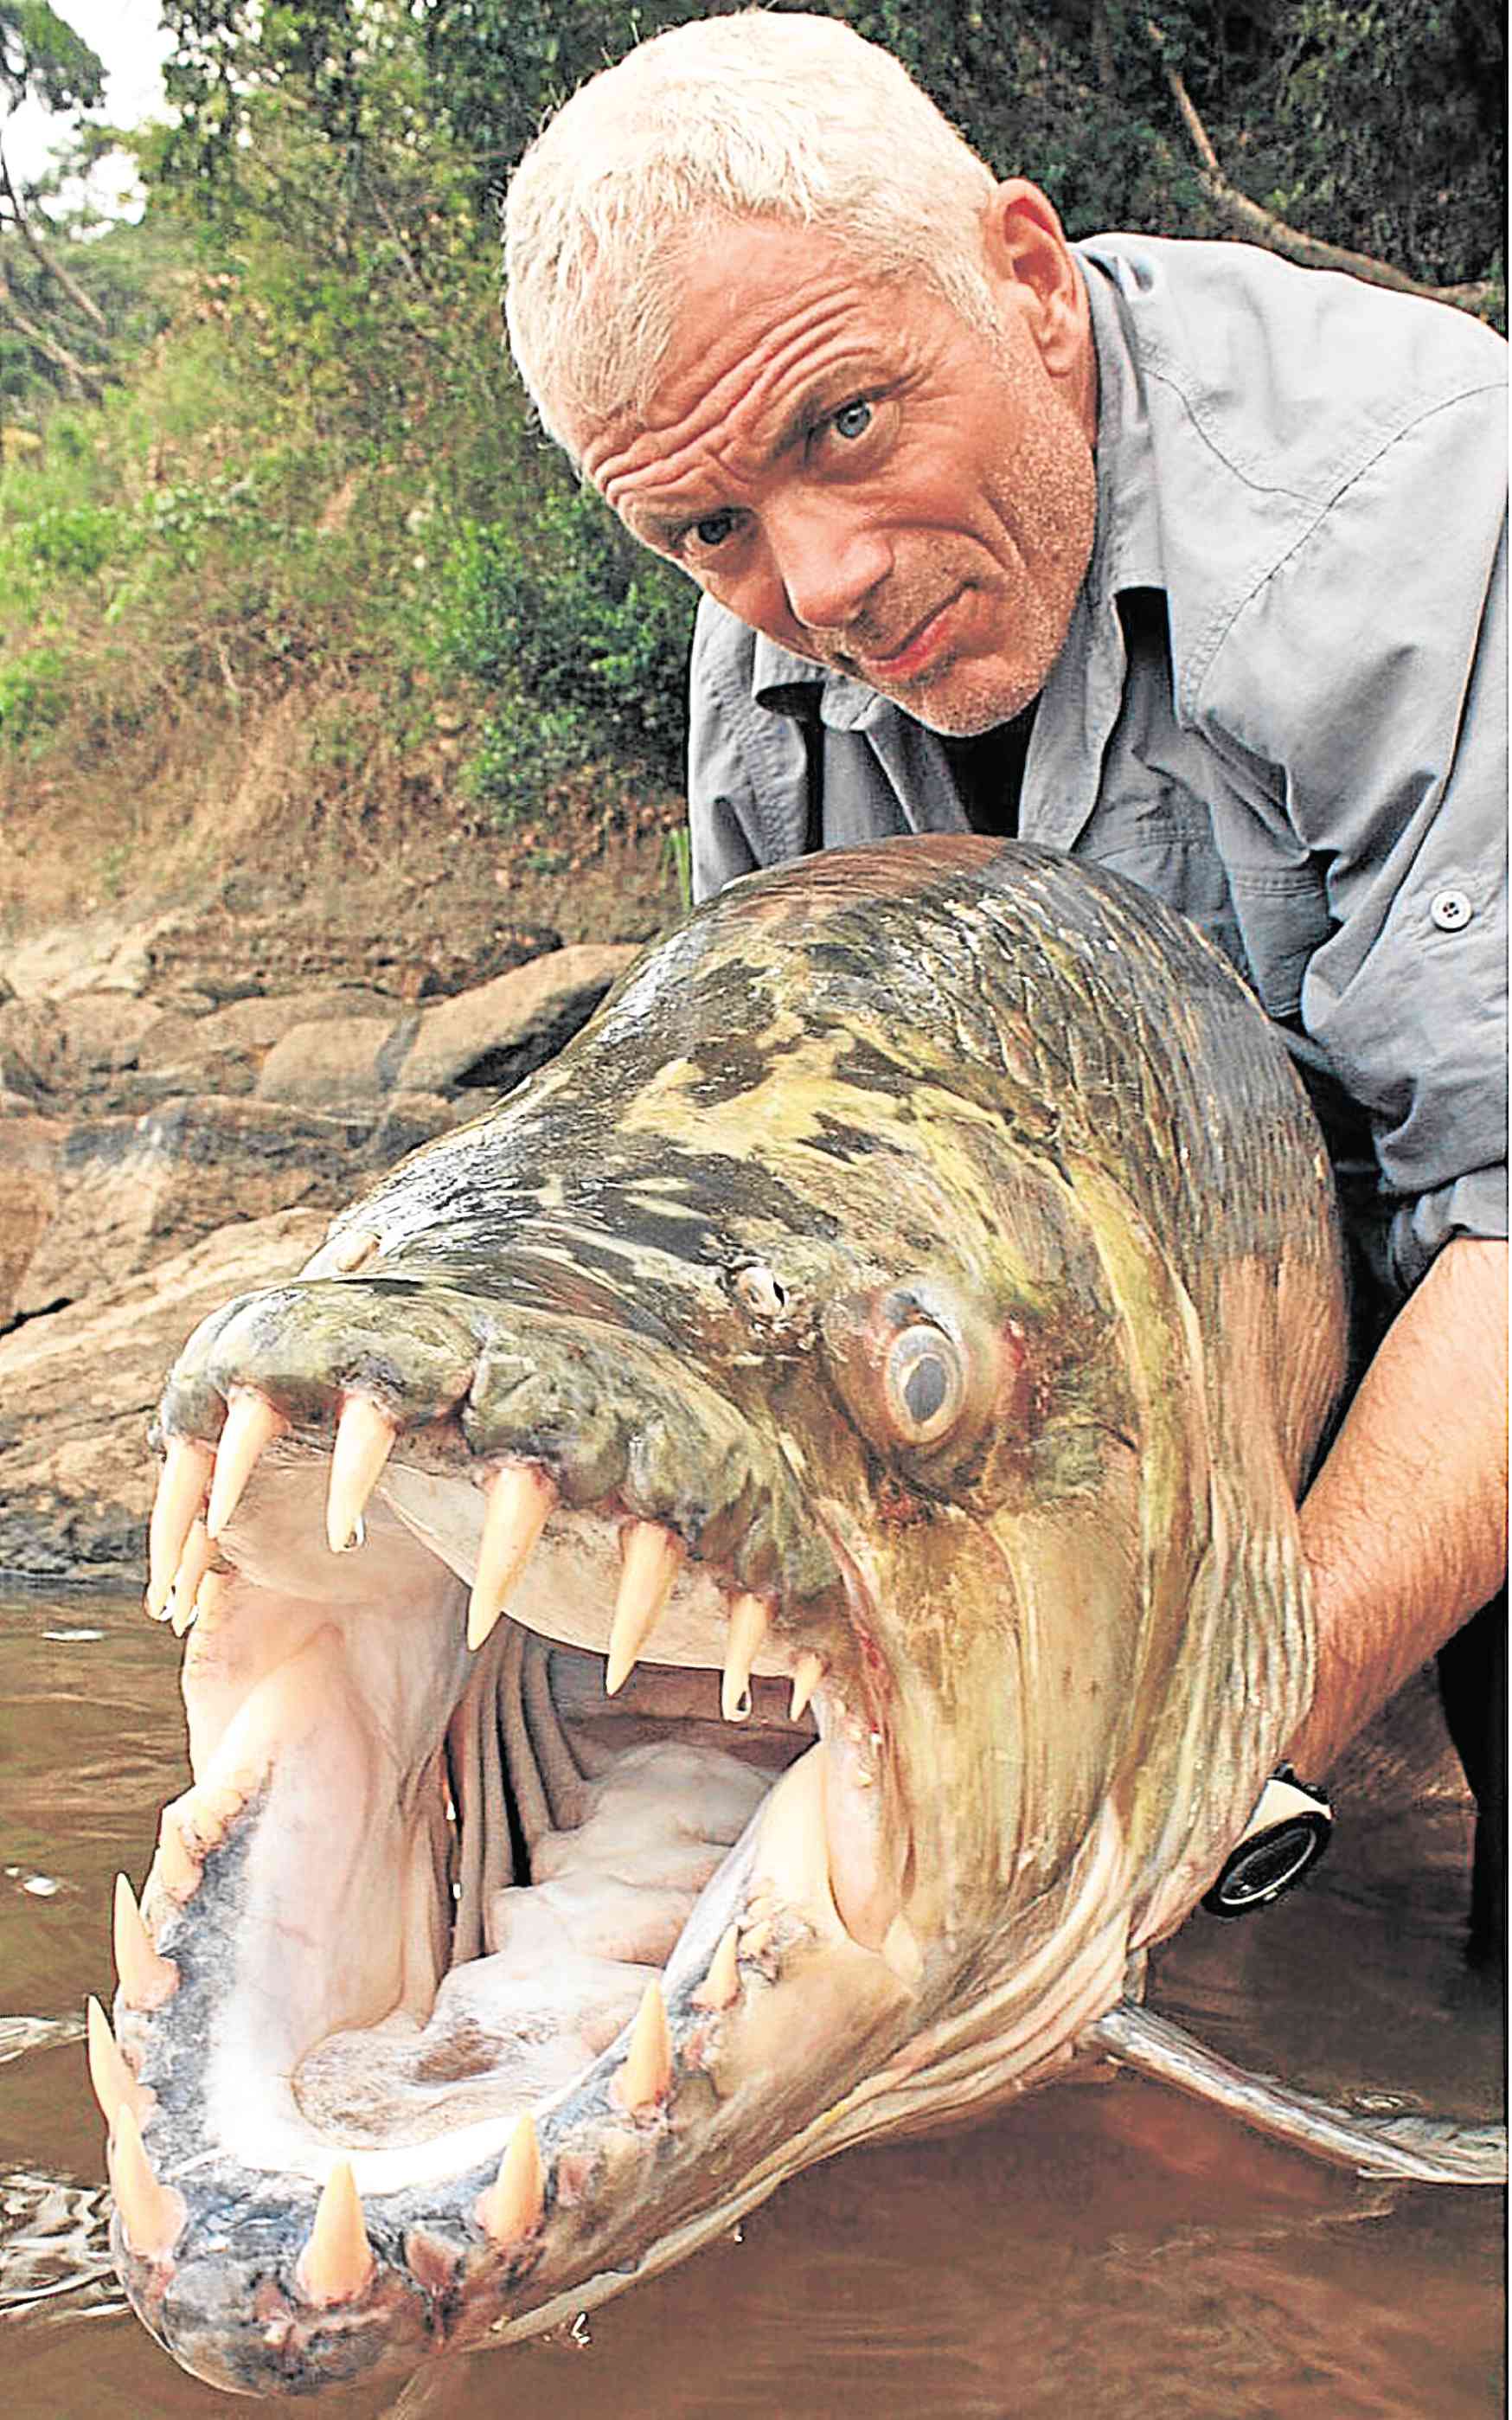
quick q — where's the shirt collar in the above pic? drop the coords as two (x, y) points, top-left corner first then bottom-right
(749, 632), (883, 729)
(750, 242), (1165, 728)
(1079, 241), (1167, 601)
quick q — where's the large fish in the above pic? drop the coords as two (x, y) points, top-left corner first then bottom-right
(97, 837), (1502, 2397)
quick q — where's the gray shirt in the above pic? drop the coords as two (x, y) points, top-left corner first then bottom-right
(687, 234), (1508, 1299)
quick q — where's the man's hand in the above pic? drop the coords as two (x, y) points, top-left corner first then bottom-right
(1288, 1235), (1508, 1777)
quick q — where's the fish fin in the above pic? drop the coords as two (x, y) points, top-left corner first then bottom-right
(1087, 2000), (1507, 2186)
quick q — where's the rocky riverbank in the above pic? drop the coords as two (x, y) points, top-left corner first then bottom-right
(0, 851), (676, 1582)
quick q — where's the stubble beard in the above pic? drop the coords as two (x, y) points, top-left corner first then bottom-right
(839, 398), (1097, 737)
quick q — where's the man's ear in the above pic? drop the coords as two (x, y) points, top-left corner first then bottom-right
(981, 178), (1089, 380)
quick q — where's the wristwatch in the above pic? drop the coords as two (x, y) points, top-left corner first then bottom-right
(1201, 1764), (1333, 1917)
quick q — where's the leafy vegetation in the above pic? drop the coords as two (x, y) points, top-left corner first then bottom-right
(0, 0), (1502, 860)
(433, 486), (693, 812)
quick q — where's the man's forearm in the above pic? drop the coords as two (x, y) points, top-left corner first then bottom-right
(1286, 1234), (1509, 1777)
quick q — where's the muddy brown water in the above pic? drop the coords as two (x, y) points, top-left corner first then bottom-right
(2, 1585), (1503, 2420)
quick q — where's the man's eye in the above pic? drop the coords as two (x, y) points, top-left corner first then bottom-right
(831, 400), (873, 442)
(691, 510), (737, 550)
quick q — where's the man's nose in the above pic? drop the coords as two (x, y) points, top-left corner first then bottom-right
(766, 497), (891, 633)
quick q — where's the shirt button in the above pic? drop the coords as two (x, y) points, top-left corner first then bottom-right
(1430, 888), (1474, 933)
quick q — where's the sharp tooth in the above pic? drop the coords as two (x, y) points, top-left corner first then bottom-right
(476, 2112), (545, 2249)
(691, 1923), (741, 2012)
(145, 1439), (213, 1619)
(113, 1873), (177, 2010)
(739, 1916), (777, 1962)
(881, 1911), (924, 1991)
(108, 2103), (186, 2261)
(789, 1651), (823, 1724)
(614, 1977), (672, 2115)
(326, 1394), (397, 1553)
(205, 1389), (285, 1539)
(194, 1779), (248, 1845)
(721, 1592), (768, 1722)
(296, 2160), (376, 2306)
(468, 1463), (557, 1651)
(184, 1565), (231, 1646)
(331, 1226), (381, 1274)
(86, 1995), (149, 2128)
(167, 1519), (215, 1636)
(605, 1521), (685, 1695)
(155, 1805), (198, 1901)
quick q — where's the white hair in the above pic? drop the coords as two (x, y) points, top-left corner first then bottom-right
(503, 9), (1000, 454)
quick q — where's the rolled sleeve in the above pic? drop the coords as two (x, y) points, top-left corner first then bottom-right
(1209, 382), (1509, 1292)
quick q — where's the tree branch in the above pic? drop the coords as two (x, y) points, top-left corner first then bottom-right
(363, 172), (433, 300)
(1145, 21), (1495, 318)
(0, 259), (103, 395)
(0, 129), (109, 332)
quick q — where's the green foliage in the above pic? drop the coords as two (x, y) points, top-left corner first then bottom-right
(0, 639), (67, 746)
(418, 1), (717, 197)
(434, 480), (694, 815)
(1247, 0), (1502, 288)
(662, 823), (692, 913)
(5, 494), (121, 577)
(1, 1), (526, 786)
(0, 3), (148, 414)
(1, 0), (1501, 838)
(0, 1), (104, 113)
(403, 0), (1503, 292)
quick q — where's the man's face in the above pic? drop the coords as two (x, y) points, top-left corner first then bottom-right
(578, 208), (1098, 736)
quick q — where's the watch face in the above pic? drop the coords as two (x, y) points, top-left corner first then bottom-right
(1203, 1813), (1332, 1918)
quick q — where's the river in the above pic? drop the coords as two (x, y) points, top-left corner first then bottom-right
(1, 1585), (1502, 2419)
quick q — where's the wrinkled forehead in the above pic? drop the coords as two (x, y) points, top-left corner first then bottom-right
(571, 216), (927, 508)
(568, 216), (952, 491)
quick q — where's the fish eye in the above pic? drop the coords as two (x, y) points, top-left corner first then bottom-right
(883, 1325), (964, 1446)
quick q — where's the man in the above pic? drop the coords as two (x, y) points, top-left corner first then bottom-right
(504, 12), (1508, 1942)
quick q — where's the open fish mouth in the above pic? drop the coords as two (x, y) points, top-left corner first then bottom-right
(97, 1280), (1000, 2397)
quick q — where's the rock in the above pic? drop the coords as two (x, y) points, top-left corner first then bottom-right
(0, 994), (168, 1105)
(255, 1012), (415, 1114)
(90, 1050), (260, 1114)
(0, 905), (204, 1005)
(368, 926), (564, 1003)
(139, 910), (566, 1008)
(9, 1097), (370, 1320)
(366, 1090), (470, 1166)
(253, 946), (637, 1113)
(135, 985), (400, 1076)
(0, 932), (643, 1582)
(401, 943), (638, 1097)
(88, 915), (183, 1000)
(0, 1208), (330, 1579)
(0, 985), (407, 1119)
(0, 1115), (65, 1330)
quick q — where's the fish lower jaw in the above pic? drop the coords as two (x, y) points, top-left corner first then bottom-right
(106, 1447), (921, 2392)
(106, 1730), (917, 2396)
